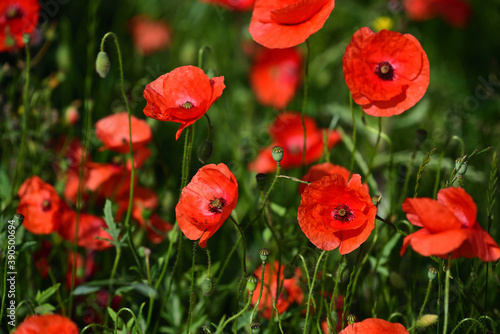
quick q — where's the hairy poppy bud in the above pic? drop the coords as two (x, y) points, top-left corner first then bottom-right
(250, 322), (261, 334)
(13, 213), (25, 228)
(428, 267), (438, 281)
(416, 314), (438, 329)
(95, 51), (111, 78)
(256, 173), (267, 190)
(259, 248), (270, 263)
(271, 146), (283, 163)
(246, 274), (259, 292)
(201, 277), (215, 296)
(283, 263), (296, 279)
(197, 138), (213, 164)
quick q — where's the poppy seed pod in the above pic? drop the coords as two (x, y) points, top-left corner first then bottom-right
(246, 274), (259, 292)
(95, 51), (111, 78)
(197, 138), (213, 164)
(271, 146), (283, 163)
(201, 277), (215, 296)
(259, 248), (270, 262)
(428, 267), (438, 280)
(250, 322), (261, 334)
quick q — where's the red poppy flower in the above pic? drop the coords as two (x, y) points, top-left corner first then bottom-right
(250, 47), (303, 109)
(400, 187), (500, 261)
(95, 112), (152, 153)
(404, 0), (471, 28)
(14, 314), (79, 334)
(249, 0), (335, 49)
(176, 163), (238, 248)
(17, 176), (63, 234)
(0, 0), (39, 53)
(251, 261), (303, 319)
(200, 0), (255, 11)
(128, 15), (171, 55)
(343, 27), (430, 117)
(297, 174), (376, 254)
(58, 210), (113, 251)
(249, 112), (342, 173)
(299, 162), (351, 194)
(127, 146), (152, 170)
(85, 162), (135, 200)
(143, 66), (225, 140)
(339, 318), (408, 334)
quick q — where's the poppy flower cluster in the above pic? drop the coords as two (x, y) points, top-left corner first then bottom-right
(128, 15), (171, 55)
(339, 318), (408, 334)
(0, 0), (39, 53)
(200, 0), (255, 11)
(176, 163), (238, 248)
(14, 314), (79, 334)
(251, 261), (304, 319)
(404, 0), (472, 28)
(343, 27), (430, 117)
(250, 47), (303, 109)
(249, 112), (342, 173)
(400, 187), (500, 261)
(297, 174), (376, 254)
(143, 65), (225, 140)
(249, 0), (335, 49)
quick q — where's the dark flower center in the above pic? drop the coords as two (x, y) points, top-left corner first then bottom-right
(332, 204), (354, 223)
(182, 101), (194, 109)
(375, 61), (395, 81)
(5, 6), (23, 20)
(208, 197), (227, 214)
(42, 199), (52, 212)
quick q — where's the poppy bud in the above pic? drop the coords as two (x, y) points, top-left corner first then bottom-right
(13, 213), (25, 228)
(256, 173), (267, 190)
(428, 267), (438, 281)
(271, 146), (283, 163)
(259, 248), (270, 263)
(455, 159), (468, 176)
(347, 314), (356, 325)
(201, 277), (215, 296)
(197, 138), (213, 164)
(416, 314), (438, 329)
(246, 274), (259, 292)
(250, 322), (261, 334)
(283, 263), (296, 279)
(95, 51), (111, 78)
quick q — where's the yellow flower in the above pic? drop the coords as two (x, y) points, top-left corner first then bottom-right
(373, 16), (394, 32)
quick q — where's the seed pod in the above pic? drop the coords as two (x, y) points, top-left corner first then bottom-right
(271, 146), (283, 163)
(246, 275), (259, 292)
(428, 267), (438, 280)
(259, 248), (270, 263)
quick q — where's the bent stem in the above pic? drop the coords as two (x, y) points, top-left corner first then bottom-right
(216, 292), (253, 334)
(301, 39), (311, 175)
(304, 250), (327, 334)
(413, 278), (433, 334)
(443, 254), (452, 334)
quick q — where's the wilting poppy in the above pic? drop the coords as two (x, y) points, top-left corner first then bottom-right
(95, 112), (152, 153)
(176, 163), (238, 248)
(14, 314), (79, 334)
(339, 318), (408, 334)
(251, 261), (303, 319)
(404, 0), (471, 28)
(297, 174), (376, 254)
(58, 209), (113, 251)
(400, 187), (500, 261)
(143, 66), (225, 140)
(249, 112), (341, 173)
(17, 176), (63, 234)
(250, 47), (303, 109)
(299, 162), (351, 194)
(200, 0), (255, 11)
(0, 0), (40, 53)
(249, 0), (335, 49)
(128, 15), (171, 55)
(343, 27), (430, 117)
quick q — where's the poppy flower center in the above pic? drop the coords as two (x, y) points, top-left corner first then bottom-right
(42, 199), (52, 212)
(182, 101), (194, 109)
(332, 204), (354, 223)
(208, 197), (227, 214)
(5, 6), (23, 20)
(375, 61), (395, 81)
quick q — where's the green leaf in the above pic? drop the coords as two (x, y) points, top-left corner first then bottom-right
(34, 303), (56, 314)
(35, 283), (60, 305)
(108, 307), (118, 322)
(103, 199), (121, 246)
(72, 285), (102, 296)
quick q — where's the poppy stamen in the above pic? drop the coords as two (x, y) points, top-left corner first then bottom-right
(42, 199), (52, 212)
(6, 6), (23, 19)
(375, 61), (395, 81)
(182, 101), (194, 109)
(208, 197), (227, 214)
(333, 204), (354, 223)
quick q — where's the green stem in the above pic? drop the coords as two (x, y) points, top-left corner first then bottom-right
(250, 262), (266, 322)
(365, 117), (382, 181)
(301, 39), (310, 175)
(186, 242), (198, 333)
(443, 254), (452, 334)
(328, 256), (345, 332)
(277, 175), (310, 184)
(104, 247), (121, 327)
(216, 292), (253, 334)
(348, 93), (356, 178)
(229, 215), (247, 275)
(304, 250), (327, 334)
(413, 279), (433, 334)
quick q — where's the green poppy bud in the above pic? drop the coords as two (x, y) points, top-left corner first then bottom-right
(95, 51), (111, 78)
(259, 248), (270, 263)
(197, 138), (213, 164)
(271, 146), (283, 163)
(246, 274), (259, 292)
(428, 267), (438, 281)
(22, 33), (31, 45)
(201, 277), (215, 296)
(13, 213), (25, 228)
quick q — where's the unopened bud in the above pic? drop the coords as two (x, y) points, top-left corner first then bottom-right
(197, 139), (213, 164)
(201, 277), (215, 296)
(416, 314), (438, 329)
(95, 51), (111, 78)
(271, 146), (283, 163)
(428, 267), (438, 280)
(22, 33), (31, 45)
(259, 248), (270, 263)
(250, 322), (261, 334)
(246, 275), (259, 292)
(13, 213), (24, 228)
(455, 159), (468, 176)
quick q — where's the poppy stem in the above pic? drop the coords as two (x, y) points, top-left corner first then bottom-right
(229, 215), (247, 275)
(365, 117), (382, 182)
(349, 93), (357, 179)
(328, 256), (346, 332)
(375, 214), (408, 236)
(443, 253), (452, 334)
(186, 242), (198, 333)
(414, 278), (434, 333)
(304, 250), (327, 334)
(216, 292), (253, 334)
(301, 39), (311, 175)
(276, 174), (310, 184)
(250, 263), (266, 323)
(198, 45), (212, 70)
